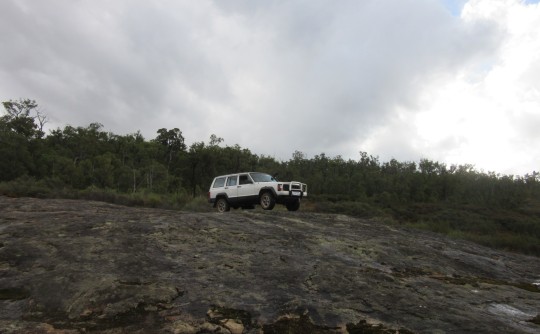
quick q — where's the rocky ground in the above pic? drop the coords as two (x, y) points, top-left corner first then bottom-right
(0, 196), (539, 334)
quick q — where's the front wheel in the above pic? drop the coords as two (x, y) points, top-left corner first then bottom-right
(216, 198), (230, 213)
(260, 192), (276, 210)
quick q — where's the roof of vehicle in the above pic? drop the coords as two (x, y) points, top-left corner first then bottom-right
(213, 172), (269, 178)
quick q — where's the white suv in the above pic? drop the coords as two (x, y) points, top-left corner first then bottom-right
(208, 172), (307, 212)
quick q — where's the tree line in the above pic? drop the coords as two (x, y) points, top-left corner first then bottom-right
(1, 99), (539, 209)
(3, 99), (540, 255)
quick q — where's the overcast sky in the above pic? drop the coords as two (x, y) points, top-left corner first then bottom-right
(1, 0), (539, 175)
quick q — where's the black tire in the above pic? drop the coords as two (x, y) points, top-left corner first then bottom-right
(286, 199), (300, 211)
(216, 198), (230, 213)
(260, 192), (276, 210)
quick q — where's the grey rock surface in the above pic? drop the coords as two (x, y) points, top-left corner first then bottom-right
(0, 196), (539, 333)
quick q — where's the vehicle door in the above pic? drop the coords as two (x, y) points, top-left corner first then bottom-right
(237, 173), (258, 199)
(224, 175), (239, 201)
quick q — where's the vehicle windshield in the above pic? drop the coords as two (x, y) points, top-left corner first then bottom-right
(250, 172), (278, 182)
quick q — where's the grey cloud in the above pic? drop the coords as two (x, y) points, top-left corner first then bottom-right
(0, 0), (502, 159)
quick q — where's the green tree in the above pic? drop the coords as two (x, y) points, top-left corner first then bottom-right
(0, 99), (44, 181)
(1, 99), (41, 138)
(154, 128), (186, 172)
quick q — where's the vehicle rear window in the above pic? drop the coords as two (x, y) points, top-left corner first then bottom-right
(212, 177), (226, 188)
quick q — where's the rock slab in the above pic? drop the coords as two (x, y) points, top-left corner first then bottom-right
(0, 196), (539, 333)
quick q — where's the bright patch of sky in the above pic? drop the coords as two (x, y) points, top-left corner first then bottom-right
(411, 0), (540, 174)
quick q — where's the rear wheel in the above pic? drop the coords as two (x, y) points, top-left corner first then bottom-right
(216, 198), (230, 213)
(286, 199), (300, 211)
(260, 192), (276, 210)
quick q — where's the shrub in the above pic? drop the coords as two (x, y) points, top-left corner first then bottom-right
(0, 176), (50, 198)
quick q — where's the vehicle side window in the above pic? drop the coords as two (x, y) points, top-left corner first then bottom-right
(212, 177), (226, 188)
(226, 175), (238, 186)
(239, 174), (252, 185)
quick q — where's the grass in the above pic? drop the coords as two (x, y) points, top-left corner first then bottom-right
(389, 202), (540, 256)
(0, 176), (210, 212)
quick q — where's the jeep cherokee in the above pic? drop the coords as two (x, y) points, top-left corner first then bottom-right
(208, 172), (307, 212)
